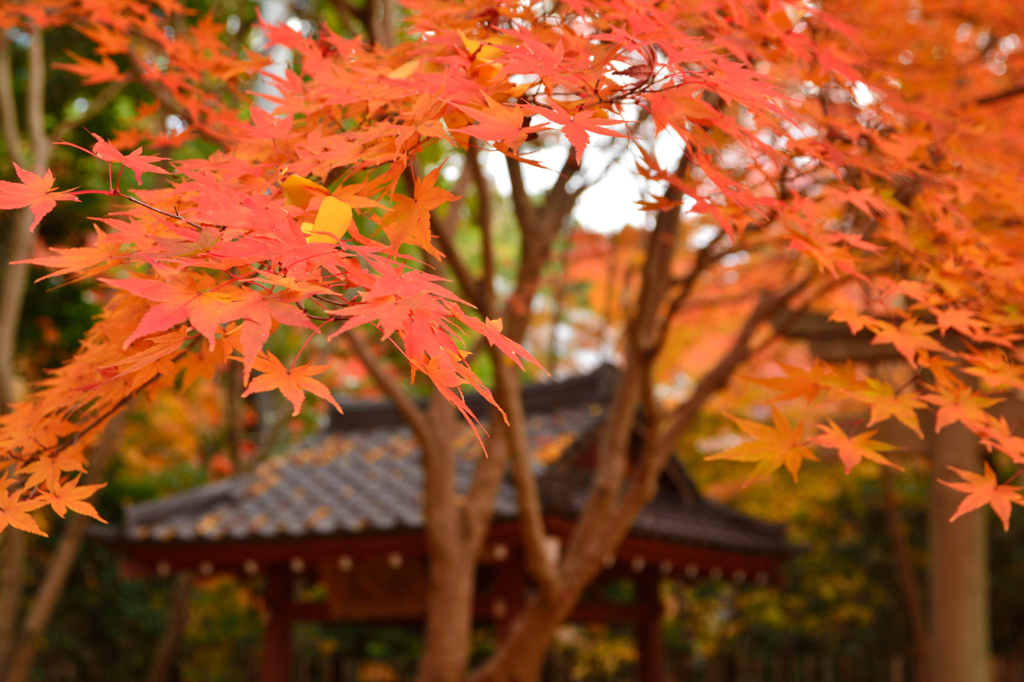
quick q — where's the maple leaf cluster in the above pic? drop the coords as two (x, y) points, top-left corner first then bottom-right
(0, 0), (1023, 534)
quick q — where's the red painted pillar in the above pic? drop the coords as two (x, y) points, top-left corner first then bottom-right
(262, 565), (292, 682)
(637, 573), (663, 682)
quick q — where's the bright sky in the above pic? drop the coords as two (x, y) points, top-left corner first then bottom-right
(481, 126), (689, 236)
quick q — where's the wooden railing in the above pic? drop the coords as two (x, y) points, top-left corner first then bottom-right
(290, 652), (1024, 682)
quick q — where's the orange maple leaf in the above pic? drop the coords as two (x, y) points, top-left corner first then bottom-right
(0, 163), (80, 232)
(450, 96), (547, 152)
(813, 419), (902, 474)
(0, 490), (47, 536)
(706, 407), (818, 482)
(746, 363), (826, 403)
(939, 464), (1024, 531)
(381, 167), (456, 255)
(861, 378), (926, 438)
(871, 319), (945, 367)
(241, 352), (343, 416)
(39, 476), (107, 522)
(20, 450), (88, 490)
(922, 385), (1002, 433)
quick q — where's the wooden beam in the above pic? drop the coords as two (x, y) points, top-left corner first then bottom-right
(261, 565), (292, 682)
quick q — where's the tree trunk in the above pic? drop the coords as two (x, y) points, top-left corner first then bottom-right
(416, 398), (477, 682)
(470, 595), (569, 682)
(146, 572), (193, 682)
(419, 548), (478, 682)
(928, 422), (990, 682)
(0, 531), (27, 673)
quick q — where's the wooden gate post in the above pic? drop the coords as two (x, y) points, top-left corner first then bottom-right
(637, 572), (663, 682)
(262, 565), (293, 682)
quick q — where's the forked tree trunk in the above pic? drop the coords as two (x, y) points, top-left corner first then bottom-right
(470, 596), (567, 682)
(928, 422), (990, 682)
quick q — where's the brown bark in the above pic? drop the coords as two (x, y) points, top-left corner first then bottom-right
(417, 394), (476, 682)
(928, 423), (990, 682)
(344, 151), (587, 682)
(0, 30), (51, 411)
(468, 153), (694, 682)
(0, 531), (27, 673)
(0, 31), (51, 674)
(145, 572), (193, 682)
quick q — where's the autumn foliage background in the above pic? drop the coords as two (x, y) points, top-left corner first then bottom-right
(0, 0), (1023, 680)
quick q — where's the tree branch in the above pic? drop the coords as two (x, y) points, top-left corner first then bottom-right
(561, 149), (691, 576)
(0, 531), (26, 674)
(426, 166), (486, 314)
(144, 572), (193, 682)
(502, 151), (583, 343)
(492, 358), (561, 598)
(466, 147), (495, 313)
(0, 35), (25, 167)
(343, 330), (432, 443)
(976, 83), (1024, 106)
(25, 32), (47, 172)
(50, 81), (125, 142)
(505, 155), (537, 240)
(126, 51), (227, 147)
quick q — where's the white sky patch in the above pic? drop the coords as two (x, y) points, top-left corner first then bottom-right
(482, 124), (691, 236)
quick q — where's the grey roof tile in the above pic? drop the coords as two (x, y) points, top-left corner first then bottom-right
(115, 367), (790, 556)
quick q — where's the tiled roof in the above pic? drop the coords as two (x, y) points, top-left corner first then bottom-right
(115, 367), (790, 556)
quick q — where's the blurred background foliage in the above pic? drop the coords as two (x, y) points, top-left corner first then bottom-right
(4, 0), (1024, 680)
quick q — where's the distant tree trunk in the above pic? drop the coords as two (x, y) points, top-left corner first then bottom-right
(2, 413), (124, 682)
(146, 572), (193, 682)
(0, 532), (27, 673)
(882, 469), (929, 682)
(928, 422), (990, 682)
(0, 31), (53, 670)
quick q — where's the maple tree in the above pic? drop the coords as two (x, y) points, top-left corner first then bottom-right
(0, 0), (1023, 680)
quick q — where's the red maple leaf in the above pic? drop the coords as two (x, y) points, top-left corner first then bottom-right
(99, 272), (244, 349)
(523, 100), (628, 163)
(939, 464), (1024, 531)
(241, 352), (343, 416)
(448, 308), (541, 371)
(861, 378), (926, 438)
(59, 132), (170, 185)
(0, 164), (80, 232)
